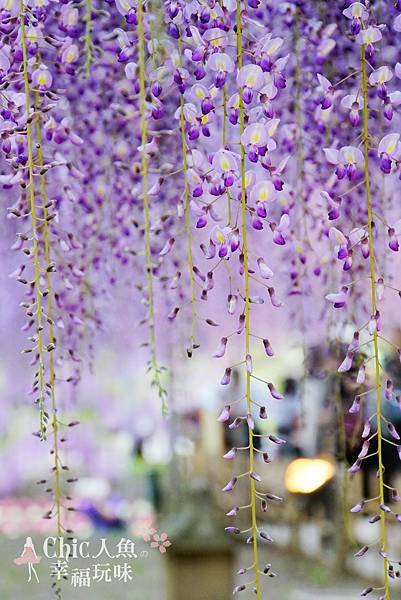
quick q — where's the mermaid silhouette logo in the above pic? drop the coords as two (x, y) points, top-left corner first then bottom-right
(14, 537), (42, 582)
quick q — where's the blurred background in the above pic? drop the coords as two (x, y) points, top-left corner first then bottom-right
(2, 275), (401, 599)
(1, 184), (401, 600)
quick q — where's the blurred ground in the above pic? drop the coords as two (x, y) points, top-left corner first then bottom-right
(4, 534), (364, 600)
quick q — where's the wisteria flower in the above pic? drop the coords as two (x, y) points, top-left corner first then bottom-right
(237, 64), (264, 104)
(249, 180), (277, 213)
(25, 26), (40, 54)
(210, 226), (238, 258)
(317, 74), (334, 110)
(341, 94), (363, 126)
(202, 28), (229, 50)
(343, 2), (369, 34)
(257, 257), (274, 279)
(174, 103), (199, 139)
(346, 227), (364, 245)
(383, 91), (401, 121)
(60, 43), (79, 73)
(241, 123), (276, 163)
(212, 149), (240, 187)
(260, 36), (284, 58)
(326, 286), (349, 309)
(32, 65), (52, 91)
(116, 0), (137, 23)
(329, 226), (349, 260)
(272, 213), (289, 245)
(377, 133), (401, 173)
(259, 81), (278, 117)
(355, 26), (382, 57)
(338, 352), (354, 373)
(116, 28), (135, 61)
(191, 84), (215, 115)
(59, 4), (80, 35)
(187, 168), (204, 198)
(207, 53), (235, 88)
(369, 66), (393, 99)
(324, 146), (364, 180)
(270, 54), (288, 89)
(388, 218), (401, 251)
(259, 36), (284, 71)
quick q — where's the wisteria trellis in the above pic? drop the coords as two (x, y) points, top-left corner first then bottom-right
(2, 0), (401, 597)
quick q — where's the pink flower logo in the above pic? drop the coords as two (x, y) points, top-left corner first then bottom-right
(143, 528), (172, 554)
(150, 532), (172, 554)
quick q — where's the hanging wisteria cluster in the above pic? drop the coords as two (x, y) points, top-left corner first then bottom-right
(2, 0), (401, 597)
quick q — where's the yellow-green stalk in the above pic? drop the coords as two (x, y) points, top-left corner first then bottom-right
(360, 43), (390, 599)
(237, 1), (261, 596)
(84, 0), (92, 76)
(35, 94), (63, 561)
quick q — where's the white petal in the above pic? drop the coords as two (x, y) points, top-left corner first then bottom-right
(323, 147), (339, 164)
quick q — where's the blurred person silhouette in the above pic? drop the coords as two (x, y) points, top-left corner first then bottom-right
(132, 437), (163, 512)
(298, 345), (331, 457)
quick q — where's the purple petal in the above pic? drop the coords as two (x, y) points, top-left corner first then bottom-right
(223, 447), (237, 460)
(222, 477), (237, 492)
(217, 405), (231, 422)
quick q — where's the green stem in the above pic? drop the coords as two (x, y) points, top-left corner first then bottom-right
(360, 43), (390, 600)
(35, 95), (62, 553)
(138, 0), (167, 414)
(178, 34), (197, 346)
(237, 2), (261, 597)
(20, 0), (45, 439)
(84, 0), (92, 76)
